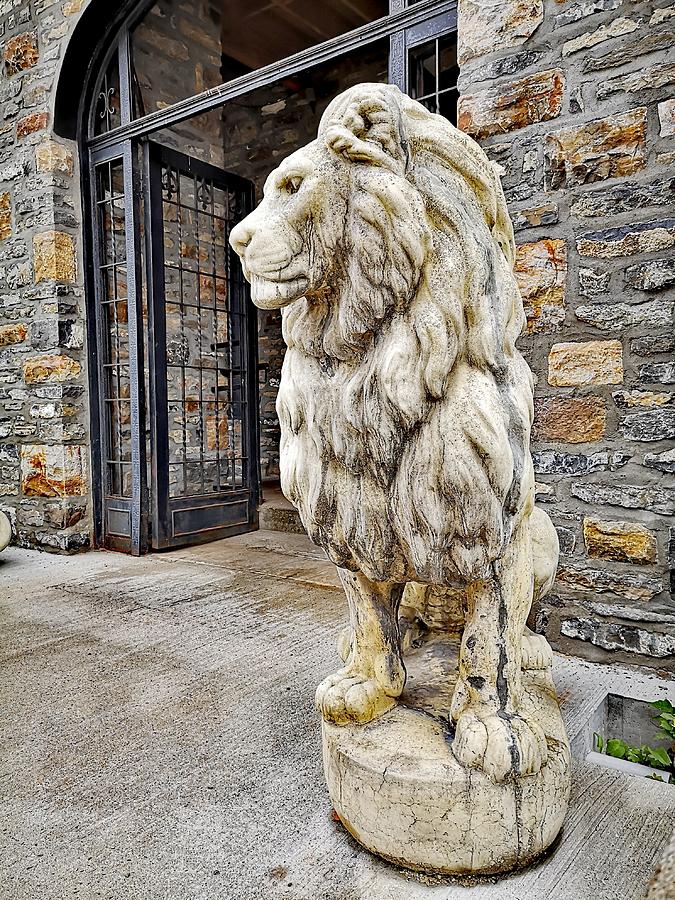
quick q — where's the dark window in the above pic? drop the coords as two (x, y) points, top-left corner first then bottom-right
(408, 32), (458, 124)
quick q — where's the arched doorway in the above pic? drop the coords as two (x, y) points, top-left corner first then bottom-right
(54, 0), (459, 554)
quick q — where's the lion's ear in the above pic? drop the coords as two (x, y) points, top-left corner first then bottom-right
(321, 85), (409, 173)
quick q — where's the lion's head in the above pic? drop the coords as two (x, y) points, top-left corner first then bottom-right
(230, 83), (524, 372)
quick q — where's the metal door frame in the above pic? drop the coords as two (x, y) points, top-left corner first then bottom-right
(144, 142), (259, 549)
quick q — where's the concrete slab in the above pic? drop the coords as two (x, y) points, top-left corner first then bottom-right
(1, 531), (673, 900)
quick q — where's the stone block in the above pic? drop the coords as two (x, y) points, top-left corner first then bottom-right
(33, 231), (76, 283)
(570, 482), (675, 516)
(583, 518), (657, 564)
(0, 323), (28, 346)
(619, 408), (675, 442)
(553, 0), (620, 27)
(577, 219), (675, 259)
(631, 335), (675, 357)
(3, 32), (39, 76)
(63, 0), (84, 14)
(458, 70), (564, 140)
(570, 178), (674, 220)
(626, 259), (675, 292)
(532, 449), (630, 476)
(556, 563), (662, 601)
(533, 396), (606, 443)
(639, 362), (675, 384)
(545, 108), (647, 189)
(44, 499), (86, 528)
(20, 444), (87, 497)
(575, 299), (674, 332)
(514, 239), (566, 334)
(583, 31), (675, 73)
(597, 62), (675, 100)
(578, 268), (610, 298)
(658, 99), (675, 137)
(644, 449), (675, 474)
(511, 203), (558, 231)
(457, 0), (543, 64)
(35, 140), (74, 176)
(613, 390), (672, 409)
(0, 192), (11, 241)
(548, 340), (622, 386)
(468, 50), (546, 83)
(562, 17), (638, 56)
(23, 354), (81, 383)
(16, 112), (48, 139)
(561, 618), (675, 658)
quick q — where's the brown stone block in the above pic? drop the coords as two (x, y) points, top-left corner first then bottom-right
(23, 354), (81, 384)
(20, 445), (87, 498)
(16, 112), (48, 139)
(533, 396), (606, 443)
(458, 69), (564, 139)
(514, 239), (566, 334)
(3, 32), (39, 76)
(545, 108), (647, 189)
(0, 192), (11, 241)
(35, 140), (74, 176)
(458, 0), (543, 64)
(548, 340), (623, 386)
(583, 517), (657, 564)
(0, 323), (28, 346)
(33, 231), (76, 283)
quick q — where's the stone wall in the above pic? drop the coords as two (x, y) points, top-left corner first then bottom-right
(0, 0), (89, 551)
(0, 0), (227, 550)
(458, 0), (675, 667)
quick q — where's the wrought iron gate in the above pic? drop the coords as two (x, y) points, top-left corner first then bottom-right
(145, 144), (259, 549)
(90, 141), (259, 553)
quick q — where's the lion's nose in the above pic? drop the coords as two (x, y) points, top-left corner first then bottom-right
(229, 219), (254, 259)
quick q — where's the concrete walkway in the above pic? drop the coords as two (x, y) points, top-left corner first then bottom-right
(1, 530), (674, 900)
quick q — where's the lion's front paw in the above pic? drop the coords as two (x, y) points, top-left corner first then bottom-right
(452, 710), (548, 782)
(315, 668), (398, 725)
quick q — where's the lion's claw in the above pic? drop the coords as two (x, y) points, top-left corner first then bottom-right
(452, 710), (548, 782)
(316, 668), (398, 725)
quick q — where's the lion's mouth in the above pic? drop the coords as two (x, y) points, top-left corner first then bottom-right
(249, 273), (309, 309)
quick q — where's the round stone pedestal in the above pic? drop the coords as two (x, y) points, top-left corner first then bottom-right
(322, 635), (570, 875)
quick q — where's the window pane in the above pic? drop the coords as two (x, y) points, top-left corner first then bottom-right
(408, 39), (436, 100)
(438, 34), (458, 92)
(130, 0), (389, 117)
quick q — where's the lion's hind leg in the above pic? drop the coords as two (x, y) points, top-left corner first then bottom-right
(316, 569), (406, 726)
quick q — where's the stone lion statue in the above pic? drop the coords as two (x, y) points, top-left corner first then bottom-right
(231, 83), (559, 783)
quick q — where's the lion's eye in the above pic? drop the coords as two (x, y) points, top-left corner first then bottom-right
(285, 175), (303, 194)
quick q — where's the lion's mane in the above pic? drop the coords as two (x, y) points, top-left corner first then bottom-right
(277, 84), (535, 585)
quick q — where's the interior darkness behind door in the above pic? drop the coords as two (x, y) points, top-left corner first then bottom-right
(145, 143), (259, 549)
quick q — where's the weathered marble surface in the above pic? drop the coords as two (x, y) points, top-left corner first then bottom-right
(0, 511), (11, 552)
(325, 634), (570, 874)
(231, 83), (570, 874)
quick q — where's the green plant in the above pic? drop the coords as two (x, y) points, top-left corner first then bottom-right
(651, 700), (675, 744)
(604, 738), (671, 770)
